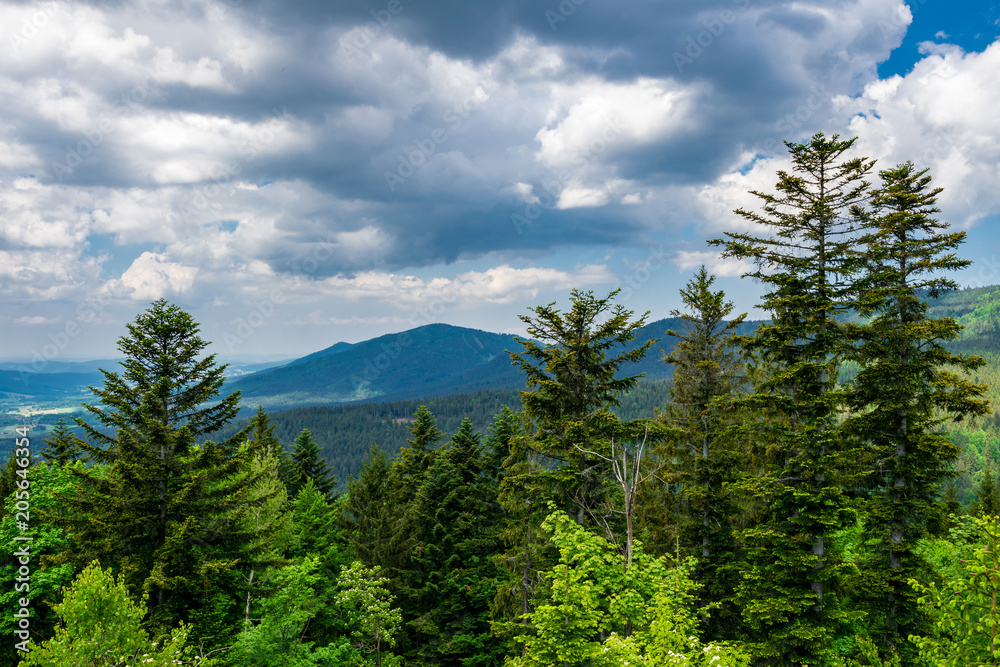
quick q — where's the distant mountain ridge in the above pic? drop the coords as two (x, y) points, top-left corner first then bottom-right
(226, 316), (764, 409)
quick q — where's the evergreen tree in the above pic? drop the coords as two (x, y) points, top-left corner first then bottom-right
(660, 266), (747, 637)
(393, 405), (443, 503)
(408, 418), (505, 666)
(340, 444), (413, 582)
(248, 405), (295, 489)
(41, 418), (81, 465)
(52, 300), (276, 646)
(971, 465), (1000, 518)
(289, 428), (336, 498)
(710, 133), (875, 663)
(845, 160), (990, 656)
(508, 288), (653, 524)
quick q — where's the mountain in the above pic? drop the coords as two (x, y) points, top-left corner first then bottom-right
(227, 323), (529, 408)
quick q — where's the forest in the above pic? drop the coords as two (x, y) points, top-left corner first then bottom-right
(4, 133), (1000, 666)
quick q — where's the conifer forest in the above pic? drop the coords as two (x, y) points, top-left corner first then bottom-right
(7, 134), (1000, 666)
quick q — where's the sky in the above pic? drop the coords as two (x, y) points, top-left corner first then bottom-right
(1, 0), (999, 362)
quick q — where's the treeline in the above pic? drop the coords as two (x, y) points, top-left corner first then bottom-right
(206, 379), (674, 491)
(5, 134), (1000, 666)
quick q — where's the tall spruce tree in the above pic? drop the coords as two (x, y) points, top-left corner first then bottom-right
(709, 133), (874, 664)
(53, 300), (275, 644)
(660, 266), (746, 637)
(845, 160), (989, 657)
(247, 405), (295, 489)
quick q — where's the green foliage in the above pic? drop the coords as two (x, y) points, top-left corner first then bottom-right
(0, 463), (79, 664)
(232, 557), (360, 667)
(659, 266), (748, 636)
(336, 561), (404, 667)
(289, 428), (336, 498)
(711, 133), (875, 663)
(340, 444), (413, 580)
(51, 301), (278, 648)
(407, 418), (506, 666)
(506, 509), (749, 667)
(40, 418), (81, 466)
(21, 561), (198, 667)
(910, 514), (1000, 665)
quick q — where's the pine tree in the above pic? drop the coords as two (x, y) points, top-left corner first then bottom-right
(660, 266), (747, 637)
(52, 300), (276, 645)
(710, 133), (875, 663)
(289, 429), (336, 498)
(845, 160), (990, 656)
(41, 418), (81, 465)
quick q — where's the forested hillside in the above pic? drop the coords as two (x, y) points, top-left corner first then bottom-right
(7, 135), (1000, 666)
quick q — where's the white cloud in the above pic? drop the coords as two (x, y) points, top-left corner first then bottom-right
(844, 40), (1000, 226)
(111, 251), (199, 300)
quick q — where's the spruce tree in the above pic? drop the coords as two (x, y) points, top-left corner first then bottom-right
(52, 300), (275, 644)
(710, 133), (874, 663)
(340, 444), (412, 582)
(408, 418), (505, 666)
(247, 405), (295, 489)
(660, 266), (746, 637)
(508, 288), (652, 524)
(971, 465), (1000, 518)
(289, 428), (336, 498)
(41, 418), (81, 465)
(393, 405), (443, 503)
(845, 160), (989, 656)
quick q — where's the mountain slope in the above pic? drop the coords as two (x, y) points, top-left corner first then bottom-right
(228, 323), (528, 408)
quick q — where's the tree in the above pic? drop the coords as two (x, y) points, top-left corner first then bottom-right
(909, 514), (1000, 665)
(336, 561), (404, 667)
(507, 509), (749, 667)
(290, 428), (336, 498)
(53, 300), (276, 646)
(392, 406), (443, 504)
(340, 444), (412, 582)
(971, 465), (1000, 518)
(21, 562), (198, 667)
(710, 133), (875, 663)
(232, 557), (361, 667)
(508, 288), (653, 524)
(844, 160), (989, 656)
(659, 267), (747, 636)
(40, 418), (81, 465)
(248, 405), (296, 489)
(407, 418), (505, 666)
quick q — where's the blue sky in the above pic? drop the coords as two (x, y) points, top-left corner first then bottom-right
(1, 0), (999, 361)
